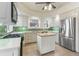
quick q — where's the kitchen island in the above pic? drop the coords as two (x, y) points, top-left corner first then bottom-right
(37, 32), (56, 54)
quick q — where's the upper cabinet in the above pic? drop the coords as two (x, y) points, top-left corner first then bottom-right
(0, 3), (11, 19)
(0, 2), (17, 25)
(0, 2), (11, 25)
(0, 3), (6, 18)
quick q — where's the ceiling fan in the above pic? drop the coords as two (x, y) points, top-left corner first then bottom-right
(35, 2), (56, 10)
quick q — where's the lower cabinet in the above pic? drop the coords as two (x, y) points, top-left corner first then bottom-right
(37, 35), (55, 54)
(0, 37), (21, 56)
(0, 48), (20, 56)
(24, 31), (37, 44)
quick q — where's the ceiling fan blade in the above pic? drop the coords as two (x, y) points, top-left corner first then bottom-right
(52, 4), (56, 9)
(42, 7), (44, 10)
(35, 2), (47, 4)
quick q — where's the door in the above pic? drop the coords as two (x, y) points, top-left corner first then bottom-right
(59, 19), (66, 46)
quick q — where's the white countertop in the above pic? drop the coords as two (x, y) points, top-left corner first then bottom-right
(37, 32), (57, 37)
(11, 31), (32, 34)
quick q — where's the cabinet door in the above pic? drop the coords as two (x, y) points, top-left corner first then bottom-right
(24, 33), (28, 44)
(0, 3), (7, 18)
(0, 49), (12, 56)
(30, 31), (37, 42)
(24, 32), (31, 43)
(0, 2), (11, 25)
(27, 32), (37, 43)
(0, 3), (11, 18)
(24, 32), (37, 44)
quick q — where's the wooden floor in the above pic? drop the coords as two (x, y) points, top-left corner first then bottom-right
(23, 43), (79, 56)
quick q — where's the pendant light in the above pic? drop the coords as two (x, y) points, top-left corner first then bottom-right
(48, 4), (52, 10)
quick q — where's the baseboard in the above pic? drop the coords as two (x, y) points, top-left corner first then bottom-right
(23, 42), (36, 46)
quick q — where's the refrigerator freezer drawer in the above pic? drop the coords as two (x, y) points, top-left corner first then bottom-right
(62, 37), (75, 51)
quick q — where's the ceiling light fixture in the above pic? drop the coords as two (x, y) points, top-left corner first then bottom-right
(44, 6), (47, 10)
(43, 4), (52, 11)
(35, 2), (56, 11)
(48, 4), (52, 10)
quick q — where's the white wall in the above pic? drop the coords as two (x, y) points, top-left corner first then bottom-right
(17, 15), (55, 28)
(16, 10), (28, 26)
(74, 8), (79, 52)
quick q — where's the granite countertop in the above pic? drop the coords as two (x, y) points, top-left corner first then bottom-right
(0, 29), (57, 39)
(0, 31), (22, 39)
(0, 32), (13, 39)
(37, 32), (57, 37)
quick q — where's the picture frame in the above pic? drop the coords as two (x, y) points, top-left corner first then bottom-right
(28, 17), (40, 28)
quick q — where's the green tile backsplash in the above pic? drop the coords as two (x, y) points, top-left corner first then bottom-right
(13, 26), (28, 32)
(48, 26), (59, 32)
(0, 26), (7, 33)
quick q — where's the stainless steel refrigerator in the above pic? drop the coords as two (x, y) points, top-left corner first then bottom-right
(59, 17), (76, 51)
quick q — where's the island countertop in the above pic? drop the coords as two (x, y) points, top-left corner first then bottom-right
(37, 32), (57, 37)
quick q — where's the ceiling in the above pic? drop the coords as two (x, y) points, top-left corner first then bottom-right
(20, 2), (68, 12)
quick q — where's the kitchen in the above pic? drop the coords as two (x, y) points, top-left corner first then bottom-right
(0, 2), (79, 56)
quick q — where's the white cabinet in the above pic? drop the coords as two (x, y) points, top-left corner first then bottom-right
(24, 31), (37, 44)
(55, 33), (59, 43)
(0, 37), (21, 56)
(37, 33), (56, 54)
(31, 31), (37, 42)
(0, 2), (11, 25)
(0, 3), (7, 18)
(24, 32), (32, 43)
(0, 48), (20, 56)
